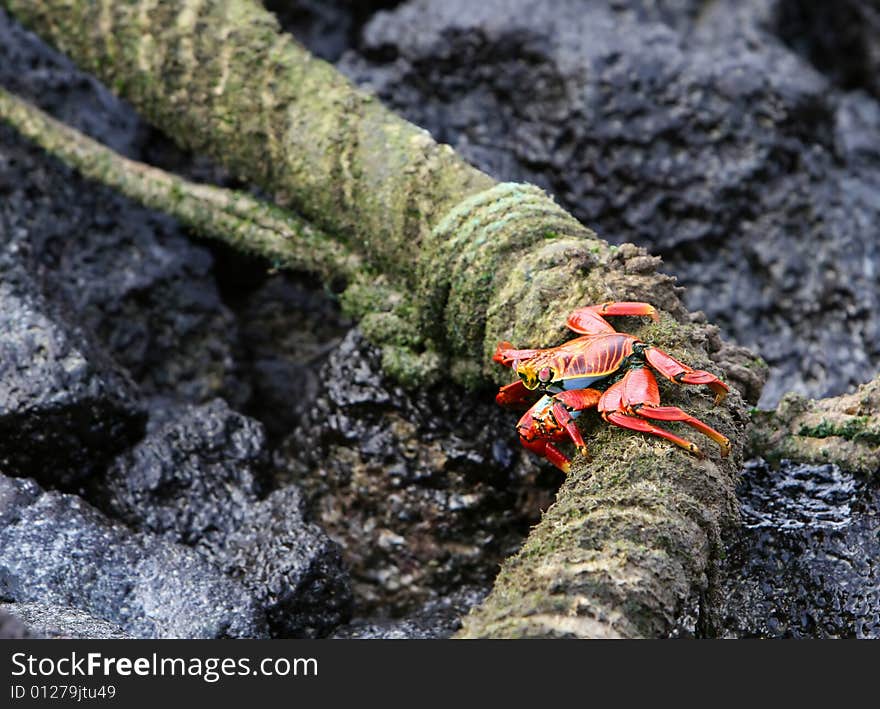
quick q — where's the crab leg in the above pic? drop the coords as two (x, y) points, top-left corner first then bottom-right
(495, 379), (536, 409)
(515, 397), (573, 472)
(549, 388), (603, 459)
(519, 437), (572, 473)
(599, 367), (729, 456)
(514, 390), (602, 471)
(603, 411), (704, 457)
(632, 404), (731, 456)
(643, 346), (729, 404)
(567, 301), (659, 335)
(492, 341), (542, 368)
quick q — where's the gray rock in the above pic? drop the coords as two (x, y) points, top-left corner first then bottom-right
(0, 608), (30, 638)
(0, 7), (141, 156)
(772, 0), (880, 100)
(341, 0), (880, 406)
(0, 603), (129, 639)
(715, 460), (880, 638)
(0, 242), (145, 487)
(0, 474), (40, 528)
(0, 474), (268, 638)
(231, 274), (349, 442)
(0, 7), (353, 638)
(265, 0), (405, 62)
(0, 141), (247, 413)
(101, 399), (267, 544)
(283, 330), (562, 614)
(331, 586), (485, 639)
(100, 401), (352, 637)
(204, 486), (353, 638)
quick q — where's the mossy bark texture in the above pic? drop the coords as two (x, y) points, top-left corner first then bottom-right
(3, 0), (757, 637)
(0, 86), (361, 282)
(749, 375), (880, 476)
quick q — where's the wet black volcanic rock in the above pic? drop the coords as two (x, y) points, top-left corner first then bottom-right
(0, 608), (30, 639)
(228, 274), (350, 442)
(0, 242), (145, 488)
(283, 330), (562, 613)
(331, 586), (486, 639)
(206, 486), (354, 638)
(1, 8), (353, 639)
(99, 400), (352, 637)
(0, 474), (268, 639)
(265, 0), (405, 62)
(341, 0), (880, 406)
(0, 604), (129, 639)
(0, 128), (248, 413)
(101, 399), (268, 542)
(715, 460), (880, 638)
(0, 8), (141, 157)
(774, 0), (880, 99)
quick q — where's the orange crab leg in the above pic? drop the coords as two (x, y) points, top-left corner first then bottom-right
(599, 371), (701, 455)
(566, 301), (659, 335)
(633, 405), (731, 456)
(603, 411), (704, 457)
(514, 390), (602, 471)
(611, 366), (730, 455)
(519, 437), (571, 474)
(599, 367), (728, 456)
(550, 388), (603, 459)
(492, 341), (542, 368)
(515, 397), (573, 472)
(643, 346), (729, 404)
(495, 380), (535, 409)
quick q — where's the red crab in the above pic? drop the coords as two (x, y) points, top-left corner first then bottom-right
(493, 302), (730, 472)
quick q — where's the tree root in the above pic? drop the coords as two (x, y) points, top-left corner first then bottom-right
(0, 85), (361, 283)
(748, 375), (880, 476)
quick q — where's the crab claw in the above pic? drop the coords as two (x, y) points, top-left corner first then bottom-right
(495, 380), (535, 409)
(676, 371), (729, 405)
(493, 342), (541, 368)
(643, 346), (729, 405)
(493, 341), (515, 366)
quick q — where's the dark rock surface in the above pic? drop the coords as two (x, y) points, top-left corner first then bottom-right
(205, 486), (354, 638)
(282, 330), (562, 613)
(0, 608), (30, 639)
(0, 603), (129, 640)
(0, 128), (248, 413)
(265, 0), (405, 62)
(715, 460), (880, 638)
(340, 0), (880, 407)
(99, 401), (352, 637)
(225, 273), (350, 442)
(1, 9), (355, 639)
(0, 9), (249, 414)
(774, 0), (880, 100)
(0, 474), (268, 639)
(100, 399), (268, 543)
(0, 8), (141, 157)
(0, 241), (145, 488)
(331, 586), (485, 639)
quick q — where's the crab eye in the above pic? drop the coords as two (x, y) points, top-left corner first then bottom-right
(538, 367), (554, 383)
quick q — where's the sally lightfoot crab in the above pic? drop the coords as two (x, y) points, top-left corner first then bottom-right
(493, 302), (730, 472)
